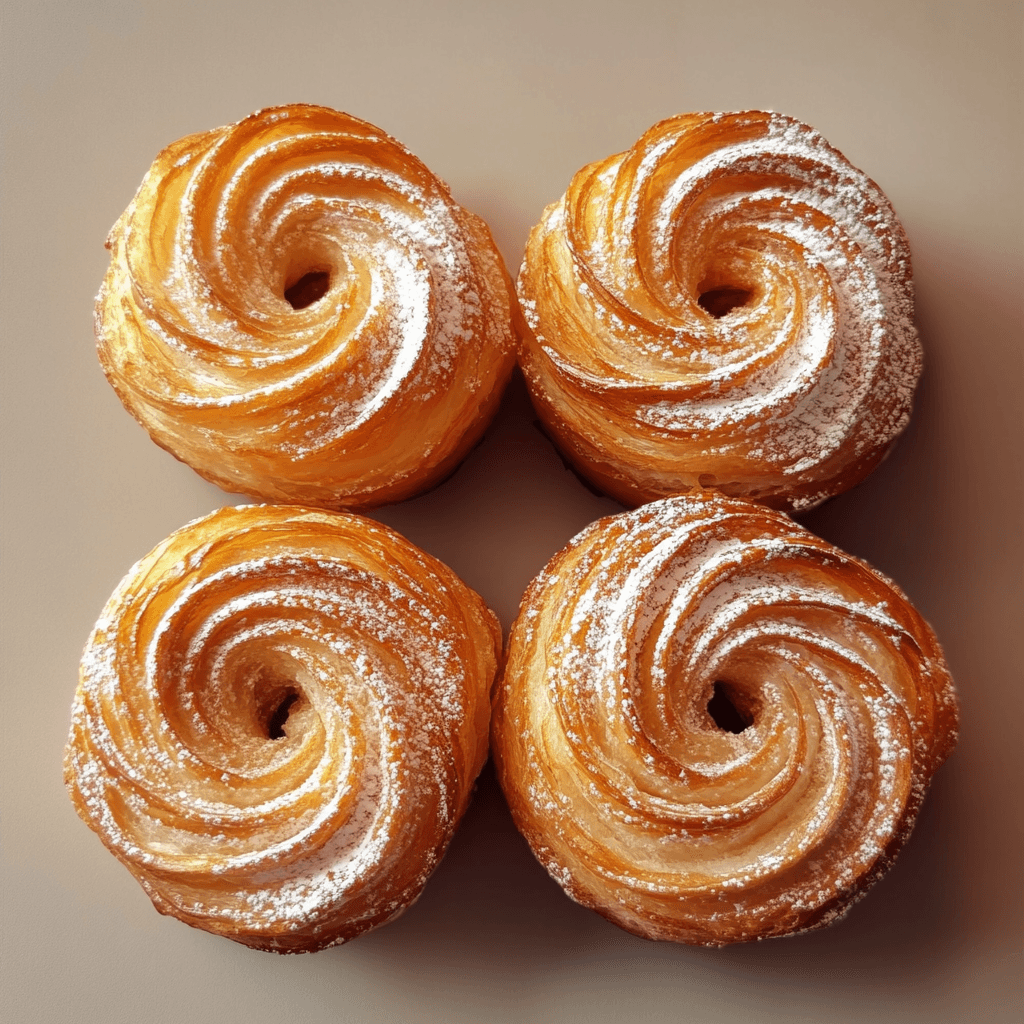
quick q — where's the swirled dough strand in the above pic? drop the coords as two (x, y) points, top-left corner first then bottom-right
(518, 111), (921, 511)
(492, 494), (957, 944)
(97, 104), (517, 508)
(64, 505), (501, 952)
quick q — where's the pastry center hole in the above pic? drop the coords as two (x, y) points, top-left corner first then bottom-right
(266, 689), (301, 740)
(284, 270), (330, 310)
(707, 682), (752, 734)
(698, 286), (752, 319)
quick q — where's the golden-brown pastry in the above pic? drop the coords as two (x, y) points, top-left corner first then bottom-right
(518, 111), (921, 512)
(96, 104), (518, 508)
(64, 505), (501, 953)
(492, 493), (957, 945)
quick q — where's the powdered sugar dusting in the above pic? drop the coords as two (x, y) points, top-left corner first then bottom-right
(493, 493), (958, 945)
(517, 111), (921, 510)
(64, 505), (500, 952)
(96, 105), (516, 508)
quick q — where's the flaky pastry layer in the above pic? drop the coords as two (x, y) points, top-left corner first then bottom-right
(65, 505), (501, 952)
(518, 111), (921, 512)
(492, 494), (957, 944)
(97, 104), (517, 508)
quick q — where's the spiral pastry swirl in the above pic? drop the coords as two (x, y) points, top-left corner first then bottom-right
(492, 494), (957, 944)
(97, 104), (517, 508)
(64, 506), (501, 952)
(518, 111), (921, 511)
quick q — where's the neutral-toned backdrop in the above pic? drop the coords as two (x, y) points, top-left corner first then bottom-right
(2, 2), (1021, 1022)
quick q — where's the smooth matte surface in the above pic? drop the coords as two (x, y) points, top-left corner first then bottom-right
(1, 2), (1021, 1021)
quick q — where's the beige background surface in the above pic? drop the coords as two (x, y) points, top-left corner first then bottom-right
(2, 1), (1021, 1021)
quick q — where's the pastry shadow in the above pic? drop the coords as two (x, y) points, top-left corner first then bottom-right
(335, 761), (613, 974)
(370, 368), (624, 631)
(335, 755), (962, 998)
(685, 765), (962, 987)
(799, 223), (1017, 605)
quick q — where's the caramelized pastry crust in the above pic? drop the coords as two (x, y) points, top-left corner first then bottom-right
(64, 505), (501, 952)
(492, 494), (957, 944)
(518, 111), (921, 512)
(96, 104), (517, 508)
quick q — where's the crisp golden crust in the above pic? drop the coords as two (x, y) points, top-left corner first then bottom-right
(518, 111), (921, 512)
(64, 505), (501, 952)
(492, 494), (957, 945)
(96, 104), (517, 508)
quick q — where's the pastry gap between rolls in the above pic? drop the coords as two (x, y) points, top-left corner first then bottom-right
(284, 269), (331, 309)
(707, 681), (753, 734)
(266, 690), (302, 739)
(252, 668), (308, 741)
(696, 286), (752, 319)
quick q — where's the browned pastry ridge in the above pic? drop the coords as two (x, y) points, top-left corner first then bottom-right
(492, 493), (958, 945)
(518, 111), (922, 512)
(96, 104), (518, 509)
(64, 505), (502, 953)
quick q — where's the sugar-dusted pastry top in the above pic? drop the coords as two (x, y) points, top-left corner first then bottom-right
(64, 505), (501, 952)
(97, 104), (517, 508)
(518, 111), (921, 512)
(492, 494), (957, 944)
